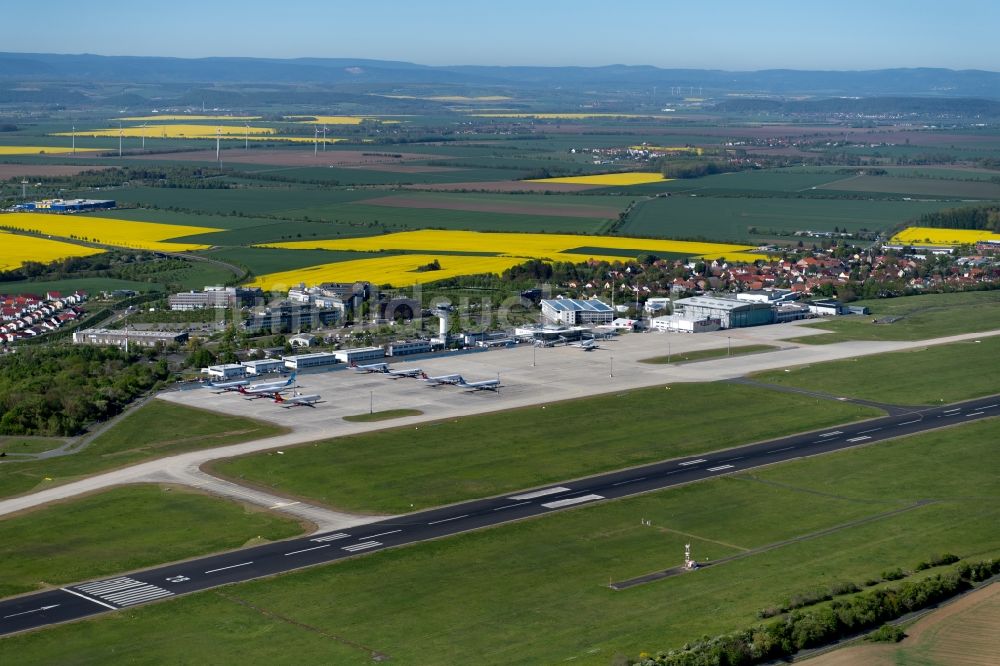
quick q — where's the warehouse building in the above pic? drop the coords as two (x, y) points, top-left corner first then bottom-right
(241, 359), (285, 376)
(72, 328), (187, 348)
(203, 363), (246, 380)
(15, 198), (116, 212)
(672, 296), (774, 329)
(650, 315), (721, 333)
(540, 298), (614, 326)
(282, 352), (339, 370)
(333, 346), (385, 364)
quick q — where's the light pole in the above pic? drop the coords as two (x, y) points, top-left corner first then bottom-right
(610, 350), (614, 379)
(727, 336), (731, 357)
(370, 390), (374, 415)
(667, 340), (671, 364)
(532, 341), (536, 367)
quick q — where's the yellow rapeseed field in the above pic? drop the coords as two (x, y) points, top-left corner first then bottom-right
(0, 213), (221, 252)
(253, 230), (769, 288)
(286, 116), (399, 125)
(528, 172), (668, 186)
(890, 226), (1000, 245)
(116, 115), (261, 121)
(0, 230), (103, 271)
(55, 124), (276, 139)
(0, 146), (101, 155)
(251, 254), (525, 291)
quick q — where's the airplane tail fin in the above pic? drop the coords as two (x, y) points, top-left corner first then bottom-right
(237, 386), (247, 394)
(420, 372), (428, 379)
(274, 393), (284, 403)
(287, 372), (297, 385)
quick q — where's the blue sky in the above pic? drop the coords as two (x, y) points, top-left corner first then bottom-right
(4, 0), (997, 71)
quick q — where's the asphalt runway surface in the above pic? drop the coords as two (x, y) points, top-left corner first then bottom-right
(2, 393), (996, 637)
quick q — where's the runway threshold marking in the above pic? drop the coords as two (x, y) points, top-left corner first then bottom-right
(846, 435), (871, 443)
(285, 544), (330, 556)
(72, 577), (174, 608)
(59, 588), (118, 610)
(342, 541), (382, 552)
(541, 494), (603, 509)
(507, 487), (570, 500)
(310, 533), (350, 543)
(706, 464), (734, 472)
(205, 562), (253, 574)
(818, 431), (843, 438)
(428, 514), (468, 525)
(678, 459), (706, 466)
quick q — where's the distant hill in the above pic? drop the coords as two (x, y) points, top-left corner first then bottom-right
(712, 96), (1000, 116)
(1, 52), (999, 98)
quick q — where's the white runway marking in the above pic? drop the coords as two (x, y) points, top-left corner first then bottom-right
(818, 431), (843, 438)
(428, 514), (468, 525)
(285, 544), (330, 556)
(60, 588), (118, 610)
(706, 464), (734, 472)
(899, 419), (920, 425)
(678, 459), (706, 466)
(966, 411), (984, 417)
(360, 529), (401, 539)
(720, 456), (744, 463)
(493, 501), (530, 511)
(541, 494), (603, 509)
(846, 435), (871, 443)
(859, 427), (882, 434)
(342, 541), (382, 552)
(507, 487), (570, 500)
(982, 404), (997, 409)
(204, 562), (253, 574)
(72, 577), (174, 608)
(767, 446), (795, 454)
(612, 477), (646, 486)
(3, 604), (59, 619)
(310, 533), (350, 542)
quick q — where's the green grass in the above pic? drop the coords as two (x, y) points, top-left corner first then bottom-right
(0, 437), (65, 455)
(0, 400), (287, 499)
(640, 343), (779, 364)
(818, 174), (1000, 199)
(794, 291), (1000, 344)
(753, 336), (1000, 405)
(4, 417), (995, 665)
(0, 277), (164, 296)
(0, 485), (303, 599)
(199, 246), (398, 276)
(621, 195), (962, 242)
(210, 381), (881, 514)
(343, 409), (423, 422)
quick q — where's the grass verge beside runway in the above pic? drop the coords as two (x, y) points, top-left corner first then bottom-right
(754, 335), (1000, 405)
(0, 485), (304, 599)
(639, 343), (779, 364)
(343, 409), (423, 423)
(0, 401), (287, 500)
(0, 437), (66, 456)
(4, 417), (995, 664)
(793, 291), (1000, 344)
(210, 382), (881, 514)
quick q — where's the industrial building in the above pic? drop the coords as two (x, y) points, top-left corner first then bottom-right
(203, 364), (247, 380)
(540, 298), (614, 326)
(15, 198), (116, 212)
(72, 328), (187, 348)
(671, 296), (774, 329)
(650, 315), (721, 333)
(282, 352), (339, 370)
(169, 286), (261, 311)
(735, 289), (797, 304)
(241, 359), (285, 375)
(386, 340), (433, 356)
(333, 346), (385, 364)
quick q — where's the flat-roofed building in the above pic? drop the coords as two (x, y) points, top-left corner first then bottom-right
(333, 346), (385, 364)
(672, 296), (774, 329)
(282, 352), (339, 370)
(241, 359), (286, 375)
(386, 340), (432, 356)
(72, 328), (187, 348)
(203, 363), (247, 380)
(540, 298), (614, 326)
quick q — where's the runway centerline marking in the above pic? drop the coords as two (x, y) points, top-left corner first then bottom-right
(612, 477), (646, 486)
(859, 427), (882, 434)
(3, 604), (59, 619)
(767, 446), (795, 453)
(360, 530), (401, 539)
(205, 562), (253, 574)
(966, 411), (984, 416)
(493, 501), (530, 511)
(899, 420), (920, 425)
(428, 514), (468, 525)
(285, 544), (330, 556)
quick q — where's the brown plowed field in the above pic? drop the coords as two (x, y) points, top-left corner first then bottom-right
(122, 149), (437, 167)
(360, 195), (620, 218)
(0, 165), (110, 179)
(404, 180), (597, 193)
(804, 582), (1000, 666)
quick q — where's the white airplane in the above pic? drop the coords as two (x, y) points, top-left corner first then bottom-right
(351, 361), (389, 374)
(420, 371), (464, 386)
(273, 392), (321, 408)
(238, 372), (297, 397)
(572, 339), (599, 351)
(387, 367), (422, 379)
(206, 378), (250, 392)
(458, 375), (501, 392)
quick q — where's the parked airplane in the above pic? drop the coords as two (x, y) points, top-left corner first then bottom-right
(351, 361), (389, 374)
(238, 372), (297, 396)
(420, 371), (464, 386)
(273, 392), (321, 408)
(206, 378), (250, 393)
(572, 338), (599, 351)
(387, 367), (422, 379)
(458, 375), (501, 392)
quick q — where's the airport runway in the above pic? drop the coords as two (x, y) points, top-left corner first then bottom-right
(2, 393), (996, 636)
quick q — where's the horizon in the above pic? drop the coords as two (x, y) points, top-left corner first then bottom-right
(3, 0), (998, 71)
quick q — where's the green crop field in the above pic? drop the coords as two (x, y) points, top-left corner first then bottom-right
(4, 418), (995, 665)
(0, 485), (303, 599)
(0, 277), (164, 296)
(198, 246), (397, 276)
(755, 336), (1000, 405)
(210, 381), (880, 514)
(794, 291), (1000, 344)
(819, 174), (1000, 199)
(620, 195), (964, 242)
(0, 400), (286, 500)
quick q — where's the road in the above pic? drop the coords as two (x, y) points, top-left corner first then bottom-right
(2, 393), (995, 636)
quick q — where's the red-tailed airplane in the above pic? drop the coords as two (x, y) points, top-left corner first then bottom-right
(273, 391), (321, 408)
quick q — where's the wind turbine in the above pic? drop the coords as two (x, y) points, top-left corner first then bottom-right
(322, 125), (328, 151)
(141, 122), (147, 150)
(245, 123), (250, 151)
(216, 126), (222, 166)
(313, 126), (319, 156)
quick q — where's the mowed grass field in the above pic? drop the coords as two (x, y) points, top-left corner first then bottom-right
(794, 291), (1000, 344)
(4, 417), (995, 665)
(210, 381), (880, 514)
(622, 195), (963, 241)
(754, 336), (1000, 405)
(0, 401), (286, 500)
(0, 485), (303, 599)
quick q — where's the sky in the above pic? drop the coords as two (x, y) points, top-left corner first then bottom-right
(3, 0), (998, 71)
